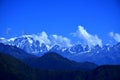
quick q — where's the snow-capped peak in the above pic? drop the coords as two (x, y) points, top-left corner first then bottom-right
(8, 37), (17, 42)
(0, 33), (116, 57)
(0, 33), (73, 55)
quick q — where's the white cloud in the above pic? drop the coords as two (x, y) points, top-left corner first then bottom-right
(51, 34), (72, 47)
(32, 31), (72, 48)
(73, 25), (102, 47)
(109, 32), (120, 42)
(33, 31), (51, 45)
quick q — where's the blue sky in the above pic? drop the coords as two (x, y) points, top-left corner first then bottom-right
(0, 0), (120, 45)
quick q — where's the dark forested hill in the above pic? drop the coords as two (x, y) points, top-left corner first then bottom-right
(0, 52), (120, 80)
(0, 43), (120, 80)
(0, 52), (86, 80)
(27, 52), (97, 70)
(0, 52), (38, 80)
(86, 65), (120, 80)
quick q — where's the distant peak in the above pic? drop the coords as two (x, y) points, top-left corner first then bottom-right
(42, 52), (63, 58)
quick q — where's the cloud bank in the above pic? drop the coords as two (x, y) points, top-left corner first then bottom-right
(51, 35), (72, 47)
(5, 25), (120, 48)
(31, 32), (72, 48)
(33, 31), (51, 45)
(109, 32), (120, 42)
(73, 26), (102, 47)
(23, 26), (103, 48)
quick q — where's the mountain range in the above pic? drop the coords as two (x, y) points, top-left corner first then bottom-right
(0, 43), (97, 70)
(0, 45), (120, 80)
(0, 34), (120, 65)
(26, 52), (97, 70)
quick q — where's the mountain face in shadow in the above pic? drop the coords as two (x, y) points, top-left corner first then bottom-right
(0, 43), (36, 61)
(0, 52), (120, 80)
(0, 52), (37, 80)
(87, 65), (120, 80)
(0, 43), (97, 70)
(27, 52), (97, 70)
(0, 52), (86, 80)
(0, 43), (120, 80)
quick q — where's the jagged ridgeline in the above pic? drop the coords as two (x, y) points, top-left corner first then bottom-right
(0, 35), (120, 65)
(0, 45), (120, 80)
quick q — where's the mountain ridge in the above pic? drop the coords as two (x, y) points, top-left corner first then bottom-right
(27, 52), (97, 70)
(0, 51), (120, 80)
(0, 35), (120, 65)
(0, 43), (97, 70)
